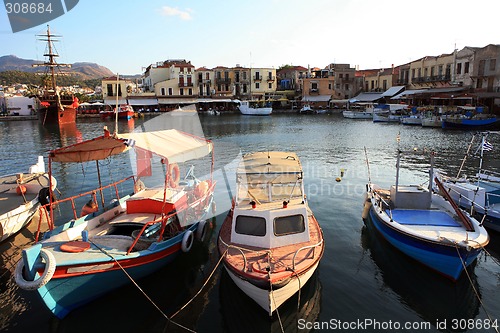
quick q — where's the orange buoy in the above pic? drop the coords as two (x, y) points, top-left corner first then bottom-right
(169, 163), (181, 187)
(16, 185), (27, 195)
(60, 241), (91, 253)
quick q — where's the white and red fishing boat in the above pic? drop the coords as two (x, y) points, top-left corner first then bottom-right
(218, 151), (324, 315)
(15, 127), (216, 318)
(100, 104), (135, 120)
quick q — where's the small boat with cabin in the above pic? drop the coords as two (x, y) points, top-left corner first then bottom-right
(218, 151), (324, 315)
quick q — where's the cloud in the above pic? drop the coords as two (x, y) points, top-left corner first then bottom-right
(159, 6), (193, 20)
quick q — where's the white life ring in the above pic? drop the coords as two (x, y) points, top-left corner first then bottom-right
(181, 230), (194, 252)
(15, 248), (56, 290)
(195, 220), (207, 241)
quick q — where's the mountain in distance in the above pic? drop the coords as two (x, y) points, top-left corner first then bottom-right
(0, 55), (116, 79)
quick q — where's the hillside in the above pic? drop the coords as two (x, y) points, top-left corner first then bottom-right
(0, 55), (115, 80)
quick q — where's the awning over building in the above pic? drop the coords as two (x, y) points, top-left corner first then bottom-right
(128, 98), (158, 106)
(104, 99), (127, 105)
(303, 95), (331, 102)
(197, 98), (234, 103)
(382, 86), (405, 97)
(391, 89), (427, 99)
(157, 98), (198, 105)
(349, 92), (383, 103)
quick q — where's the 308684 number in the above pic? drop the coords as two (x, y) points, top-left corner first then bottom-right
(5, 2), (53, 14)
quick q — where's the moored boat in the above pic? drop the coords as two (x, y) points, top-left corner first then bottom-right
(218, 151), (324, 315)
(236, 100), (272, 116)
(365, 149), (489, 281)
(14, 128), (216, 318)
(0, 156), (56, 243)
(100, 104), (135, 120)
(33, 25), (77, 126)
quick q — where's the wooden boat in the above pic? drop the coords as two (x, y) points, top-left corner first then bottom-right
(33, 25), (77, 126)
(440, 131), (500, 232)
(0, 156), (56, 243)
(441, 106), (500, 130)
(299, 104), (314, 114)
(236, 100), (272, 116)
(365, 149), (489, 281)
(15, 128), (216, 318)
(218, 151), (324, 315)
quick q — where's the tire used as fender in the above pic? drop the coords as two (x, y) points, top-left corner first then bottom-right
(195, 220), (208, 241)
(15, 248), (56, 290)
(181, 230), (194, 252)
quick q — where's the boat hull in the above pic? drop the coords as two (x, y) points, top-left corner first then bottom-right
(342, 110), (372, 119)
(0, 200), (38, 242)
(442, 117), (500, 130)
(38, 105), (77, 125)
(223, 260), (319, 315)
(36, 222), (198, 318)
(239, 106), (272, 116)
(368, 206), (480, 280)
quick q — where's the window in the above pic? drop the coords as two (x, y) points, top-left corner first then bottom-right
(107, 84), (113, 96)
(243, 72), (247, 80)
(180, 89), (184, 96)
(464, 62), (470, 74)
(268, 82), (272, 89)
(274, 214), (305, 236)
(490, 59), (496, 71)
(206, 72), (210, 80)
(456, 63), (462, 75)
(235, 215), (266, 236)
(328, 83), (332, 90)
(344, 84), (349, 90)
(345, 74), (349, 80)
(255, 82), (260, 89)
(188, 88), (192, 95)
(383, 80), (387, 90)
(199, 85), (203, 96)
(411, 69), (415, 79)
(160, 87), (166, 96)
(168, 87), (173, 95)
(339, 73), (343, 79)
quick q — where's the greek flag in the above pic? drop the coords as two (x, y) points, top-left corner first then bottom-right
(483, 140), (493, 152)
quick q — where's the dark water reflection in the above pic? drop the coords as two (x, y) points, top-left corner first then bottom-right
(1, 113), (499, 332)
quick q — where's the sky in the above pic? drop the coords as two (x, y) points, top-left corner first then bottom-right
(1, 0), (499, 76)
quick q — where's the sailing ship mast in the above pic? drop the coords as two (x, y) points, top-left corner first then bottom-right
(32, 25), (72, 92)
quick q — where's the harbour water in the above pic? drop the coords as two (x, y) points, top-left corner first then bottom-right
(1, 112), (500, 332)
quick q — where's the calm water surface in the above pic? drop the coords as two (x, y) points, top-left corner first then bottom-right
(1, 113), (500, 333)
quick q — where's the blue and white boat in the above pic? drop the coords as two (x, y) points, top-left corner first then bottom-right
(14, 128), (216, 318)
(365, 150), (489, 281)
(440, 131), (500, 233)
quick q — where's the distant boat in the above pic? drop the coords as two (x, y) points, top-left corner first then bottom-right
(299, 104), (314, 114)
(364, 148), (489, 281)
(400, 114), (422, 125)
(236, 100), (272, 116)
(32, 25), (77, 126)
(442, 106), (500, 130)
(0, 156), (56, 243)
(343, 103), (374, 119)
(100, 104), (135, 120)
(218, 151), (324, 315)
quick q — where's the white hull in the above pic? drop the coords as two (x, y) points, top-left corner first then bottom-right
(0, 199), (38, 242)
(224, 260), (319, 315)
(342, 110), (373, 119)
(401, 116), (422, 125)
(239, 106), (272, 116)
(421, 116), (442, 127)
(373, 112), (401, 123)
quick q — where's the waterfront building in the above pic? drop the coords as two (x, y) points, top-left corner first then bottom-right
(102, 76), (131, 106)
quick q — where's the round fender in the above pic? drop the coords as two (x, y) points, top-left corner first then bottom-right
(38, 187), (51, 206)
(181, 230), (194, 252)
(195, 220), (207, 241)
(15, 248), (56, 290)
(169, 163), (181, 188)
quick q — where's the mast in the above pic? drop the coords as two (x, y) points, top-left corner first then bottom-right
(114, 74), (119, 135)
(32, 25), (71, 91)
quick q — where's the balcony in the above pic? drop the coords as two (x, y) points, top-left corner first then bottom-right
(253, 76), (262, 81)
(266, 76), (275, 82)
(309, 88), (319, 95)
(203, 79), (211, 85)
(215, 78), (231, 85)
(178, 82), (193, 87)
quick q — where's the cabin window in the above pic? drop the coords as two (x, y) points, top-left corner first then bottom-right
(235, 215), (266, 236)
(274, 214), (305, 236)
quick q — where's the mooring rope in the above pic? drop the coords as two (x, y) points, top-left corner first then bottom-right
(89, 240), (195, 333)
(269, 273), (285, 333)
(454, 244), (499, 333)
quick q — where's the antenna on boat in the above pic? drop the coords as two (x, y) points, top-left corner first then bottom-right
(456, 133), (476, 179)
(114, 73), (119, 136)
(363, 146), (371, 183)
(395, 132), (401, 197)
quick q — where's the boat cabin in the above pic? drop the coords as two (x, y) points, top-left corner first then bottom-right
(230, 152), (310, 249)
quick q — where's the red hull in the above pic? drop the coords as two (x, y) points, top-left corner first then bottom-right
(38, 105), (77, 125)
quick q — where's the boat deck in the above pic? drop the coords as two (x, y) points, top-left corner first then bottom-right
(0, 192), (38, 215)
(389, 209), (461, 227)
(219, 207), (323, 283)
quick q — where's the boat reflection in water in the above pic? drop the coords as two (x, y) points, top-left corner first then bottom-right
(219, 269), (321, 333)
(362, 214), (481, 329)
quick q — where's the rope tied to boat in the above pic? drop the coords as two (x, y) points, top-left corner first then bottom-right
(269, 270), (285, 333)
(453, 243), (499, 333)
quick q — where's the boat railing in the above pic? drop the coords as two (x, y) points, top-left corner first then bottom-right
(292, 239), (324, 270)
(372, 190), (393, 220)
(218, 236), (271, 272)
(36, 176), (136, 240)
(127, 180), (216, 254)
(478, 169), (500, 182)
(441, 185), (489, 214)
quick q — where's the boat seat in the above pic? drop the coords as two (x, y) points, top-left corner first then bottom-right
(126, 188), (186, 214)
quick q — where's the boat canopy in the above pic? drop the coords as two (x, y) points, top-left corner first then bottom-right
(237, 151), (303, 186)
(50, 129), (212, 164)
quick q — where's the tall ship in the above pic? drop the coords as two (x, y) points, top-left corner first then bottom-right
(33, 25), (78, 126)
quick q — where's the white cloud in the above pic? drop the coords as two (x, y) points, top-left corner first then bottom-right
(159, 6), (193, 20)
